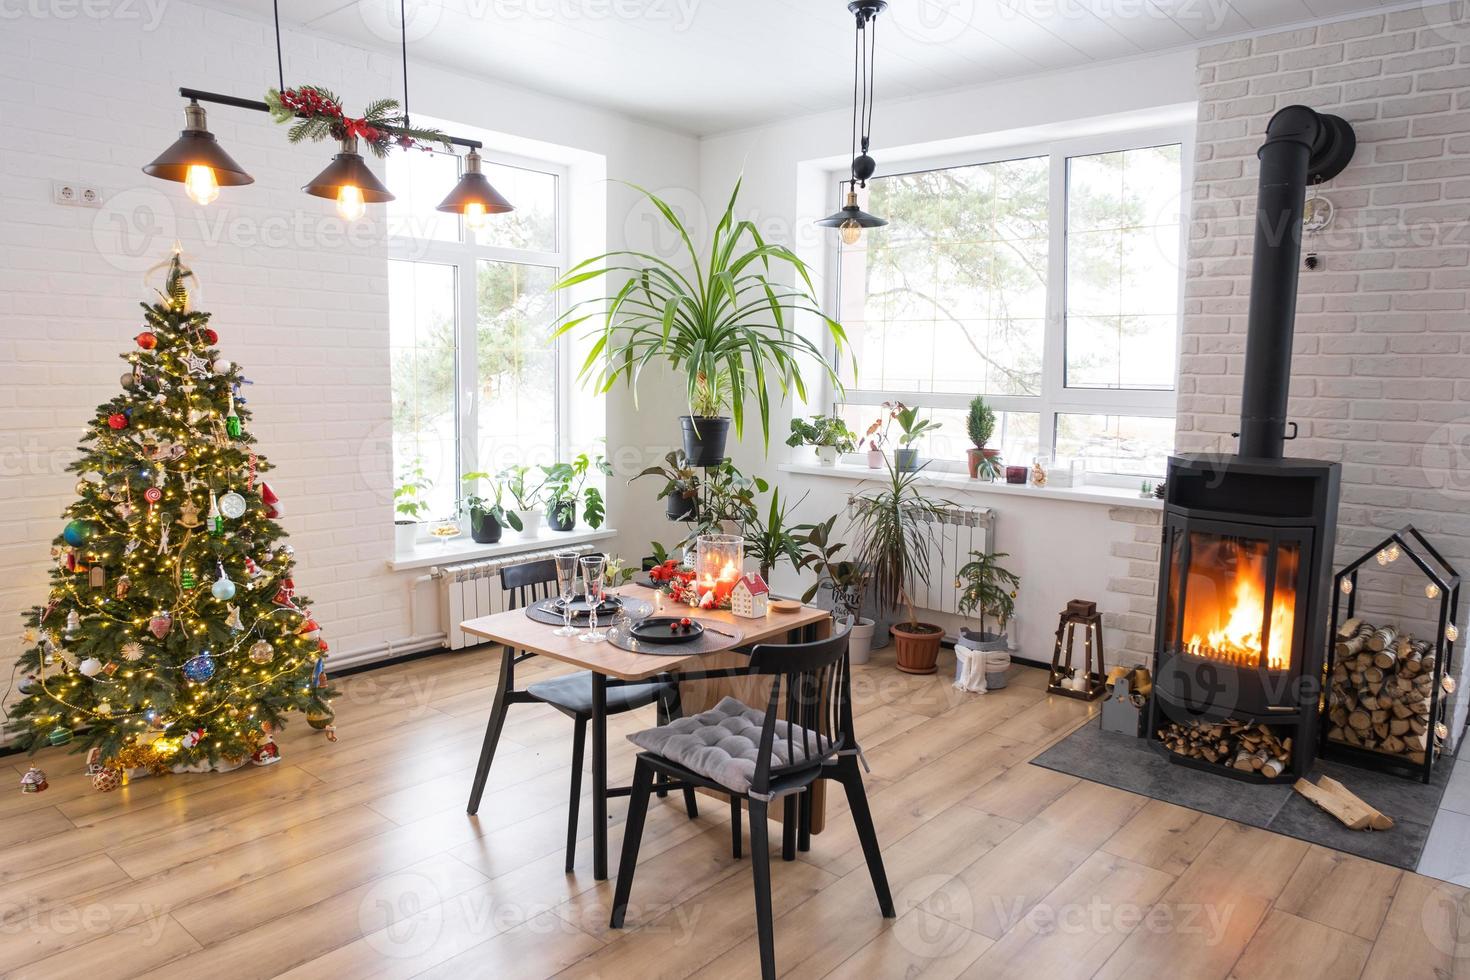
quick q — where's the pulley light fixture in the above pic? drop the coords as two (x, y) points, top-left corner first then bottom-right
(817, 0), (889, 244)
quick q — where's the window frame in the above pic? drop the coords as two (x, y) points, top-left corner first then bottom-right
(387, 146), (572, 494)
(827, 123), (1192, 482)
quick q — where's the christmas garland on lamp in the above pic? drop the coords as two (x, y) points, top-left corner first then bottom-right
(264, 85), (450, 156)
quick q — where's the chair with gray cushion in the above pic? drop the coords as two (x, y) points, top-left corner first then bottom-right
(465, 556), (697, 872)
(610, 628), (894, 979)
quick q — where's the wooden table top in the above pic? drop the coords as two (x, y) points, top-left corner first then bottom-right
(458, 584), (831, 681)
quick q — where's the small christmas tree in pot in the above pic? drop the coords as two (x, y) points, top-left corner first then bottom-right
(9, 250), (337, 790)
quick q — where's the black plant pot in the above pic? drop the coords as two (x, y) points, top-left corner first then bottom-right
(666, 492), (697, 522)
(468, 508), (503, 544)
(680, 415), (730, 467)
(547, 501), (576, 532)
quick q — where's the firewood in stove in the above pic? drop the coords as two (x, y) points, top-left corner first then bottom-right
(1348, 709), (1372, 732)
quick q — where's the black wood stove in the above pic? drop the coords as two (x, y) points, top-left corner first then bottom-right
(1149, 105), (1356, 782)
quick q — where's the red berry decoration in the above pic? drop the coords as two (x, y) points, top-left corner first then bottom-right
(135, 332), (157, 350)
(106, 413), (128, 430)
(681, 617), (692, 627)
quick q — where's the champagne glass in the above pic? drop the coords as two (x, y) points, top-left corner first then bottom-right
(579, 555), (607, 643)
(553, 551), (579, 637)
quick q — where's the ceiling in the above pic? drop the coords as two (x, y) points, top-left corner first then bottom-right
(214, 0), (1395, 135)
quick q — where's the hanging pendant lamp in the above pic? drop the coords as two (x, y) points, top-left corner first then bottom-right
(436, 149), (514, 230)
(303, 136), (394, 221)
(143, 100), (254, 206)
(817, 0), (888, 243)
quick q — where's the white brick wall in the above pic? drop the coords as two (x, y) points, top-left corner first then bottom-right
(0, 3), (697, 670)
(1181, 4), (1470, 730)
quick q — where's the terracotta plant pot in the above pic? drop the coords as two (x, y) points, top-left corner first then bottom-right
(966, 447), (1000, 479)
(891, 621), (944, 674)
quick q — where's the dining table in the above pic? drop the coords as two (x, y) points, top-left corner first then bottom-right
(459, 582), (834, 880)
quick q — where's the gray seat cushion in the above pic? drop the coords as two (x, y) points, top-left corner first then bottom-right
(627, 696), (827, 795)
(526, 671), (669, 716)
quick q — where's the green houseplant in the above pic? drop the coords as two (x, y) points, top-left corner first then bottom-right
(460, 471), (524, 544)
(633, 449), (701, 522)
(889, 402), (940, 473)
(966, 396), (1002, 480)
(798, 513), (878, 663)
(541, 452), (613, 532)
(550, 179), (849, 464)
(744, 487), (810, 583)
(786, 414), (857, 466)
(501, 464), (544, 537)
(956, 549), (1020, 645)
(850, 458), (948, 673)
(393, 459), (434, 552)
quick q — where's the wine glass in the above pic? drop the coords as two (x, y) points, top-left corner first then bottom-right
(552, 551), (579, 637)
(579, 555), (607, 643)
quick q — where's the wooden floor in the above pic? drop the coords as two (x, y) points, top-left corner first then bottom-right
(4, 646), (1468, 979)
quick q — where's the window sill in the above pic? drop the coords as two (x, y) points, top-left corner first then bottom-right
(388, 527), (620, 572)
(779, 462), (1163, 510)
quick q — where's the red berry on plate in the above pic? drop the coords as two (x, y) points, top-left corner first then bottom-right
(680, 617), (691, 626)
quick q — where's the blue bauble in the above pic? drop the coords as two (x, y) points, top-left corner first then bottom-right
(211, 576), (237, 601)
(62, 520), (89, 546)
(182, 652), (216, 683)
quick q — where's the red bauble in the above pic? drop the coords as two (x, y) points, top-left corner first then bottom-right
(106, 413), (128, 430)
(135, 332), (157, 350)
(259, 482), (282, 519)
(203, 328), (218, 345)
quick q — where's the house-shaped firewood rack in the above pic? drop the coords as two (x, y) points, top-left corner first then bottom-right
(1323, 525), (1460, 783)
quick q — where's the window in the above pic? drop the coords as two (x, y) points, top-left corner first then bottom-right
(833, 134), (1184, 479)
(388, 146), (567, 520)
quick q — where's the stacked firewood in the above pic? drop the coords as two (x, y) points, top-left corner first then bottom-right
(1326, 617), (1437, 764)
(1158, 719), (1292, 777)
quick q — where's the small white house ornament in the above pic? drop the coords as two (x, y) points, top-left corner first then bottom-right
(731, 573), (769, 618)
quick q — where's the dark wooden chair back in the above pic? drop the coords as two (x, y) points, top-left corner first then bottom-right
(500, 557), (557, 610)
(745, 626), (854, 798)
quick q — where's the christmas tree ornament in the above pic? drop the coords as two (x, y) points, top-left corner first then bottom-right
(95, 701), (113, 716)
(181, 568), (197, 590)
(219, 490), (247, 520)
(114, 497), (135, 521)
(208, 493), (224, 535)
(121, 371), (137, 388)
(260, 482), (282, 519)
(19, 768), (48, 794)
(178, 498), (203, 528)
(306, 705), (335, 730)
(65, 609), (80, 636)
(107, 413), (129, 430)
(79, 657), (104, 678)
(148, 611), (173, 639)
(135, 331), (157, 350)
(183, 352), (212, 377)
(17, 674), (38, 695)
(124, 538), (141, 556)
(225, 392), (242, 438)
(248, 639), (274, 664)
(47, 726), (72, 746)
(62, 520), (91, 546)
(144, 486), (163, 512)
(215, 359), (233, 375)
(211, 572), (237, 602)
(88, 566), (106, 588)
(203, 327), (219, 345)
(251, 735), (281, 766)
(91, 768), (122, 793)
(157, 523), (171, 554)
(121, 641), (145, 661)
(182, 728), (206, 748)
(182, 651), (216, 682)
(297, 619), (322, 641)
(116, 576), (131, 600)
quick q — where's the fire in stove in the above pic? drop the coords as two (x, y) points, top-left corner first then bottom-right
(1176, 535), (1300, 671)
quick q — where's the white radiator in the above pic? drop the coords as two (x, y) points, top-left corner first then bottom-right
(846, 499), (994, 616)
(435, 544), (597, 650)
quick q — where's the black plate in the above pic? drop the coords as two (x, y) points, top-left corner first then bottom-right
(629, 616), (704, 645)
(551, 594), (622, 616)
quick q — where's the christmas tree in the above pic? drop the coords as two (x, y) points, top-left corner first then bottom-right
(10, 250), (336, 786)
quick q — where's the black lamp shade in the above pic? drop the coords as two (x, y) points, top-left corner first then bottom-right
(816, 204), (887, 230)
(436, 171), (513, 215)
(143, 104), (253, 185)
(303, 141), (394, 203)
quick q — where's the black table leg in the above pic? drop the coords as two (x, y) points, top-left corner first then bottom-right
(467, 647), (513, 814)
(592, 671), (609, 881)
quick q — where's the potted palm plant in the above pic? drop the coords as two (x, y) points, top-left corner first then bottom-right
(461, 471), (523, 544)
(502, 464), (544, 537)
(799, 513), (877, 663)
(541, 452), (612, 532)
(744, 487), (809, 582)
(550, 179), (849, 463)
(393, 460), (434, 552)
(786, 414), (857, 466)
(890, 403), (940, 473)
(851, 460), (948, 673)
(966, 396), (1002, 480)
(634, 449), (700, 521)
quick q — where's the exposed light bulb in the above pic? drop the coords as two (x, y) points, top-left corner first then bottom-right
(336, 185), (366, 221)
(1427, 583), (1441, 600)
(1447, 622), (1459, 643)
(463, 201), (487, 231)
(1339, 578), (1353, 595)
(839, 219), (862, 245)
(184, 165), (219, 206)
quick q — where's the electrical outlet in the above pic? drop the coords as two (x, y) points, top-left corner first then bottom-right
(53, 181), (103, 207)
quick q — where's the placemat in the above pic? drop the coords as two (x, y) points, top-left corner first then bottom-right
(606, 617), (744, 657)
(523, 596), (652, 628)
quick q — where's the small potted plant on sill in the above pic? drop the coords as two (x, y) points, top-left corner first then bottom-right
(461, 471), (523, 544)
(786, 413), (857, 466)
(861, 408), (895, 469)
(956, 549), (1020, 685)
(799, 513), (877, 663)
(502, 464), (544, 537)
(393, 460), (434, 552)
(541, 452), (613, 532)
(966, 395), (1002, 481)
(851, 459), (949, 673)
(634, 449), (701, 522)
(888, 402), (940, 474)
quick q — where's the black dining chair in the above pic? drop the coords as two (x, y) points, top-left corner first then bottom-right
(609, 628), (895, 979)
(465, 556), (698, 872)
